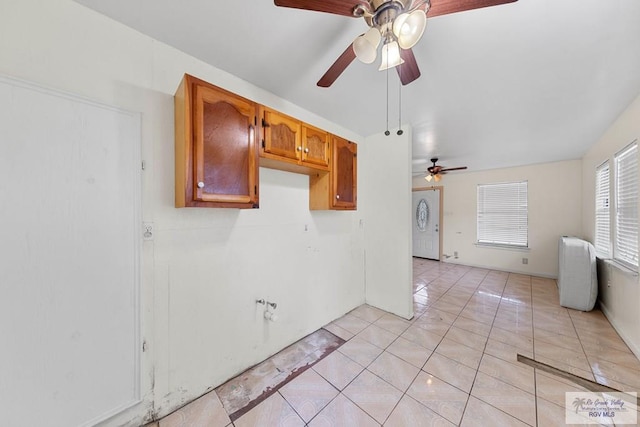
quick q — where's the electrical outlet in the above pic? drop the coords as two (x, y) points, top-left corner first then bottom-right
(143, 222), (154, 241)
(522, 257), (528, 265)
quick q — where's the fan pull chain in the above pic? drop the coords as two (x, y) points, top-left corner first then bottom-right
(385, 52), (390, 136)
(397, 77), (403, 136)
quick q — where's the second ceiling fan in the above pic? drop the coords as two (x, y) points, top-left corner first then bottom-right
(423, 157), (467, 181)
(274, 0), (518, 87)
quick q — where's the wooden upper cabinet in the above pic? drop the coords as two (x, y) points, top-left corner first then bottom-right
(262, 108), (301, 162)
(174, 74), (354, 211)
(175, 74), (259, 208)
(301, 124), (330, 170)
(310, 136), (357, 211)
(260, 107), (330, 174)
(332, 136), (357, 209)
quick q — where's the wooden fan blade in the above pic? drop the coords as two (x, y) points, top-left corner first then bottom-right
(440, 166), (468, 172)
(397, 48), (421, 86)
(317, 43), (356, 87)
(274, 0), (360, 17)
(428, 0), (517, 18)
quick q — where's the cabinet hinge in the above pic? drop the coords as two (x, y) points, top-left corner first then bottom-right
(254, 185), (257, 195)
(262, 118), (269, 128)
(254, 116), (257, 126)
(141, 161), (145, 171)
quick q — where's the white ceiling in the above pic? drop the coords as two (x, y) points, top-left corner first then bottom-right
(74, 0), (640, 173)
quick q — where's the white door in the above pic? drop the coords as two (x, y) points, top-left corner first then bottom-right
(412, 189), (440, 259)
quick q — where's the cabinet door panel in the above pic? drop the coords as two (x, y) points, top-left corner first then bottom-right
(194, 85), (256, 204)
(263, 110), (300, 161)
(332, 137), (357, 209)
(302, 125), (330, 169)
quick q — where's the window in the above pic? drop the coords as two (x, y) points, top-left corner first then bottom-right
(595, 162), (610, 257)
(477, 181), (528, 248)
(614, 142), (638, 269)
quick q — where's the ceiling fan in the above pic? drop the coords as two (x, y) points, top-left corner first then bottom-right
(273, 0), (518, 87)
(420, 157), (467, 181)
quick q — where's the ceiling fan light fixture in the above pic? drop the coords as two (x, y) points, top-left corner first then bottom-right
(275, 0), (518, 88)
(378, 40), (404, 71)
(353, 27), (381, 64)
(425, 174), (432, 182)
(354, 37), (377, 64)
(363, 26), (381, 47)
(393, 9), (427, 49)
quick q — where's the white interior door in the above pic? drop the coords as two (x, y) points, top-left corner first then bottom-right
(412, 189), (440, 259)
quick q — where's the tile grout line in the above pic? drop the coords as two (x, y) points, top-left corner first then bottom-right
(421, 264), (481, 424)
(421, 268), (556, 426)
(370, 263), (458, 426)
(407, 265), (485, 424)
(566, 299), (597, 387)
(425, 267), (540, 425)
(375, 262), (471, 425)
(458, 271), (538, 426)
(317, 305), (408, 426)
(453, 267), (496, 425)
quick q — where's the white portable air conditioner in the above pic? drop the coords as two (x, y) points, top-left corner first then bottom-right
(557, 236), (598, 311)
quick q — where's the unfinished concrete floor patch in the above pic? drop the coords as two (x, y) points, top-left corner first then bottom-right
(216, 328), (344, 421)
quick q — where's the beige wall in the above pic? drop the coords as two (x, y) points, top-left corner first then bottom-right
(409, 92), (640, 357)
(581, 93), (640, 358)
(413, 160), (583, 277)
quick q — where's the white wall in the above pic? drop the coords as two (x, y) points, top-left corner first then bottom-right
(0, 0), (391, 425)
(413, 160), (583, 277)
(361, 129), (414, 320)
(581, 93), (640, 358)
(0, 76), (142, 427)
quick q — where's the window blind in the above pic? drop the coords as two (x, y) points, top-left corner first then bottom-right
(477, 181), (528, 247)
(595, 162), (610, 257)
(614, 142), (638, 269)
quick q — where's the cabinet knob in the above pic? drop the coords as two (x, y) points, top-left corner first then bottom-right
(336, 195), (340, 200)
(297, 146), (302, 151)
(197, 181), (205, 188)
(304, 148), (309, 153)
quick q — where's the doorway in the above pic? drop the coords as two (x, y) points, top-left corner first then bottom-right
(412, 187), (442, 260)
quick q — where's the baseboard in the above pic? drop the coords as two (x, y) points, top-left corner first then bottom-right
(599, 303), (640, 360)
(442, 258), (558, 279)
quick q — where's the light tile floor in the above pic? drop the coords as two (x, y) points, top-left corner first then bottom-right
(155, 259), (640, 426)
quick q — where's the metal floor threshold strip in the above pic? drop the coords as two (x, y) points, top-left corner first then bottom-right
(517, 353), (640, 407)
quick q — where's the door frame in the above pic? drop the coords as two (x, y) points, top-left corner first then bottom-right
(412, 186), (444, 261)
